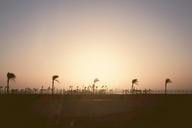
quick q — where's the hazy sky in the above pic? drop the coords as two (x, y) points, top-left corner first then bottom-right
(0, 0), (192, 90)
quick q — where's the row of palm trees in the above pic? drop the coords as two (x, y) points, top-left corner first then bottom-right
(4, 72), (172, 94)
(131, 78), (172, 94)
(5, 72), (60, 94)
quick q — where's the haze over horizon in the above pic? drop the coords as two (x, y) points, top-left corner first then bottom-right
(0, 0), (192, 90)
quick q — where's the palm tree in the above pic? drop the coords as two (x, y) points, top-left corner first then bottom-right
(52, 75), (59, 95)
(92, 78), (99, 94)
(69, 86), (73, 92)
(131, 79), (138, 93)
(76, 86), (79, 92)
(165, 78), (172, 94)
(7, 72), (16, 94)
(33, 88), (38, 94)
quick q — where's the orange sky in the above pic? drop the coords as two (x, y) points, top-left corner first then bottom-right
(0, 0), (192, 90)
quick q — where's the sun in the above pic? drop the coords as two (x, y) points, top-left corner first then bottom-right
(66, 48), (124, 88)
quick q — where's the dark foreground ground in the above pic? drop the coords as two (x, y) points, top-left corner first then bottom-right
(0, 94), (192, 128)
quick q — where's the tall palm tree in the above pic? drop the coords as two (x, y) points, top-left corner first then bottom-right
(52, 75), (59, 95)
(165, 78), (172, 94)
(92, 78), (99, 94)
(131, 79), (138, 91)
(7, 72), (16, 94)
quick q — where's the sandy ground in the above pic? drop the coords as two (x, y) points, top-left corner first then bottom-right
(0, 94), (192, 128)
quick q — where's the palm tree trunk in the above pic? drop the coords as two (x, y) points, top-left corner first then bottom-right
(7, 79), (9, 94)
(52, 80), (54, 95)
(165, 83), (167, 94)
(131, 83), (134, 94)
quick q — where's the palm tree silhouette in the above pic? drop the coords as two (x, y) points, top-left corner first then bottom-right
(33, 88), (38, 94)
(7, 72), (16, 94)
(52, 75), (59, 95)
(131, 79), (138, 93)
(69, 86), (73, 92)
(92, 78), (99, 94)
(165, 78), (172, 94)
(76, 86), (79, 92)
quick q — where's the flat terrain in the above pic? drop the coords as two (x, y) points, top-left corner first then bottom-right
(0, 94), (192, 128)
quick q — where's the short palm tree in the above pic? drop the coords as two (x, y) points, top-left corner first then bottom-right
(165, 78), (172, 94)
(92, 78), (99, 94)
(47, 86), (51, 94)
(76, 86), (79, 92)
(52, 75), (59, 95)
(132, 79), (138, 91)
(69, 86), (73, 91)
(7, 72), (16, 94)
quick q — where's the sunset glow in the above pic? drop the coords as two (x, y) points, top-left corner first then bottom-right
(0, 0), (192, 90)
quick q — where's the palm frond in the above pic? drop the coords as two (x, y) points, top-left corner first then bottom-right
(132, 79), (138, 85)
(165, 78), (172, 84)
(93, 78), (99, 84)
(7, 72), (16, 80)
(52, 75), (59, 81)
